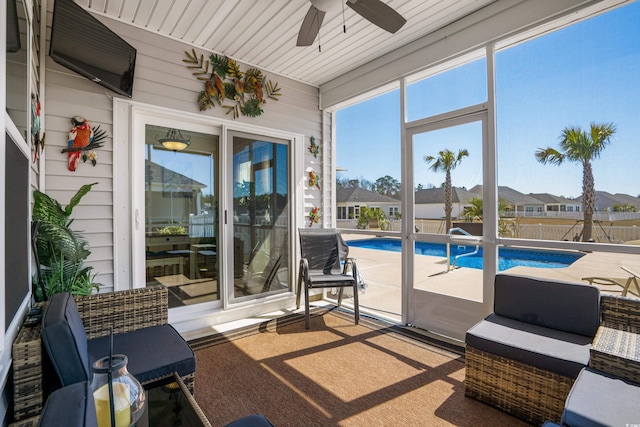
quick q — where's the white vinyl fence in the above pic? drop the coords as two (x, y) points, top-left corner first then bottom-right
(337, 219), (640, 243)
(511, 224), (640, 243)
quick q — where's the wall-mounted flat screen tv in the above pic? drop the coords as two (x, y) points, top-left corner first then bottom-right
(50, 0), (136, 98)
(7, 0), (21, 53)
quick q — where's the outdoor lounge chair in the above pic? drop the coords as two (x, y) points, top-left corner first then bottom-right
(465, 274), (601, 425)
(582, 266), (640, 297)
(296, 228), (360, 329)
(41, 286), (196, 397)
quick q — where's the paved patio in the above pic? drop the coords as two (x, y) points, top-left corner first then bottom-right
(337, 236), (640, 323)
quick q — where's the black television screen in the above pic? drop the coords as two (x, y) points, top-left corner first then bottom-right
(5, 132), (29, 329)
(7, 0), (21, 53)
(50, 0), (136, 98)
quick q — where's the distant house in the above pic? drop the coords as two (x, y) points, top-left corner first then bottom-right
(414, 187), (476, 219)
(576, 191), (640, 212)
(469, 185), (544, 216)
(146, 160), (212, 236)
(336, 187), (401, 219)
(529, 193), (581, 215)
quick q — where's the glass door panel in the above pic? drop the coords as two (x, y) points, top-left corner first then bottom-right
(407, 114), (491, 341)
(230, 132), (290, 300)
(145, 125), (219, 308)
(6, 0), (30, 139)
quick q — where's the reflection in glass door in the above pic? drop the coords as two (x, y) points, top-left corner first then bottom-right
(407, 113), (493, 341)
(144, 125), (219, 308)
(230, 132), (290, 300)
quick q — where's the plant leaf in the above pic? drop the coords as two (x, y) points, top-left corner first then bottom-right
(33, 190), (66, 224)
(65, 182), (98, 217)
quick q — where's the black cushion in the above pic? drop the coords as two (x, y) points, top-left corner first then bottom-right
(224, 414), (275, 427)
(87, 324), (196, 385)
(562, 368), (640, 427)
(37, 381), (97, 427)
(466, 314), (592, 378)
(494, 274), (600, 337)
(41, 293), (91, 386)
(42, 291), (196, 391)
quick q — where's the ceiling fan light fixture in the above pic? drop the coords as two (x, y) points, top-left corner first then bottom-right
(156, 128), (191, 151)
(310, 0), (341, 12)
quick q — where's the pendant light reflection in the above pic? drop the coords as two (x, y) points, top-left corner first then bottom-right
(156, 128), (191, 152)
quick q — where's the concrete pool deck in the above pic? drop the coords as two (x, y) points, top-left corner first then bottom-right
(337, 234), (640, 322)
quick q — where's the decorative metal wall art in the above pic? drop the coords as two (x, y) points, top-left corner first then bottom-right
(31, 93), (45, 163)
(308, 207), (320, 227)
(183, 49), (281, 119)
(62, 116), (107, 171)
(308, 136), (319, 158)
(308, 170), (321, 190)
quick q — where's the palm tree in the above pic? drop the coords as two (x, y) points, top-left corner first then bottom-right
(461, 196), (515, 236)
(462, 197), (484, 222)
(535, 122), (616, 241)
(424, 148), (469, 232)
(462, 196), (512, 221)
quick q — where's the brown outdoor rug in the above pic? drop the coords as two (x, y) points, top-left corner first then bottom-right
(189, 307), (529, 427)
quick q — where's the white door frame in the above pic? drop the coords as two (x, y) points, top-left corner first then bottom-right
(402, 105), (495, 341)
(113, 100), (304, 330)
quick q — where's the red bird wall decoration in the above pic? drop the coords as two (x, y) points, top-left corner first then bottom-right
(62, 116), (107, 171)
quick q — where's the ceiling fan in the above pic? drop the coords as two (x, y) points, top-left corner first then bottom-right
(296, 0), (407, 47)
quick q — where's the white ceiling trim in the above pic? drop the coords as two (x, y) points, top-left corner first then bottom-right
(71, 0), (628, 101)
(72, 0), (497, 88)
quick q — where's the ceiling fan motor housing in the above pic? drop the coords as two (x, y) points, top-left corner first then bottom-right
(310, 0), (342, 12)
(298, 0), (406, 47)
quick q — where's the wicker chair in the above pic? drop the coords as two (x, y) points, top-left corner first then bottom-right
(12, 286), (194, 424)
(540, 295), (640, 426)
(74, 285), (195, 391)
(464, 274), (600, 426)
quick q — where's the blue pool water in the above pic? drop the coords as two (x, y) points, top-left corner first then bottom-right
(346, 238), (583, 271)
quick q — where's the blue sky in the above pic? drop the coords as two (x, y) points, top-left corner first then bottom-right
(336, 2), (640, 199)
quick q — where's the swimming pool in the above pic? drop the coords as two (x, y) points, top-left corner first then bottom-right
(346, 238), (583, 271)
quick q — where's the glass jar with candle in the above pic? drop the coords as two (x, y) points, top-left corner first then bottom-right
(90, 354), (145, 427)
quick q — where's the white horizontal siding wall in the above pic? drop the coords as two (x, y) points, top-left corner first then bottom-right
(415, 203), (468, 220)
(43, 13), (322, 292)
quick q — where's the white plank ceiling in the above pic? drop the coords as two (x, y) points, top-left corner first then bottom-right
(73, 0), (497, 87)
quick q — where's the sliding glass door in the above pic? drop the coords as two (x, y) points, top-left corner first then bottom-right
(125, 107), (297, 323)
(144, 125), (220, 308)
(228, 131), (290, 302)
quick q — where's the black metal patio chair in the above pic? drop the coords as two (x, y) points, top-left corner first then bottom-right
(296, 228), (360, 329)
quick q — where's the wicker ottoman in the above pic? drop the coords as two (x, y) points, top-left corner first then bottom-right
(590, 325), (640, 383)
(562, 367), (640, 426)
(12, 302), (47, 423)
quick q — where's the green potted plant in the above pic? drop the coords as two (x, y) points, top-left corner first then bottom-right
(357, 207), (390, 231)
(31, 182), (100, 301)
(156, 225), (187, 235)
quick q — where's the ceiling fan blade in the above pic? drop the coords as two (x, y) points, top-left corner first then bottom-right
(297, 5), (326, 46)
(346, 0), (406, 34)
